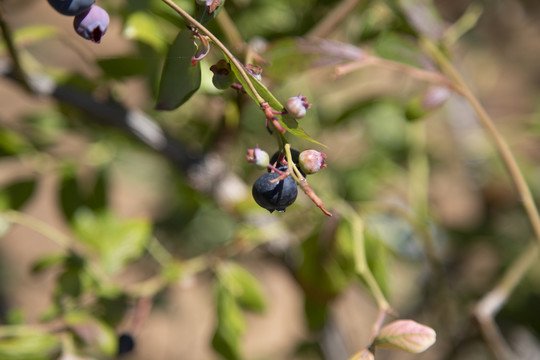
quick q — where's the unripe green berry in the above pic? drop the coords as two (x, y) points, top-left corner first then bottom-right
(210, 60), (235, 90)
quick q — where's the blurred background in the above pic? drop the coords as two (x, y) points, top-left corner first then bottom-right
(1, 0), (540, 359)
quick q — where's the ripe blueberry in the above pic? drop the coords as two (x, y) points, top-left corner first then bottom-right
(117, 332), (135, 355)
(73, 5), (109, 43)
(48, 0), (95, 16)
(252, 171), (298, 213)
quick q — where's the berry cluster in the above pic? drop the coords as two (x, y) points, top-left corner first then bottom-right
(48, 0), (109, 43)
(248, 147), (327, 213)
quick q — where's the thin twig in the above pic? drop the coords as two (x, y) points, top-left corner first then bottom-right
(307, 0), (364, 38)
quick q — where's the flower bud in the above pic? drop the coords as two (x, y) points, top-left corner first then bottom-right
(73, 5), (109, 43)
(299, 150), (326, 175)
(247, 147), (270, 169)
(285, 94), (311, 119)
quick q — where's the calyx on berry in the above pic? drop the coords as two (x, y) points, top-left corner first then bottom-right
(210, 60), (236, 90)
(299, 150), (327, 175)
(285, 94), (311, 119)
(252, 170), (298, 213)
(246, 147), (270, 169)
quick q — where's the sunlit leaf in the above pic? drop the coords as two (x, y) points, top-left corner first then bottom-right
(211, 282), (244, 360)
(0, 332), (60, 360)
(218, 262), (266, 313)
(123, 11), (167, 53)
(72, 210), (152, 274)
(155, 30), (201, 110)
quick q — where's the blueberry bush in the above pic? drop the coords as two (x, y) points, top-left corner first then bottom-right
(1, 0), (540, 359)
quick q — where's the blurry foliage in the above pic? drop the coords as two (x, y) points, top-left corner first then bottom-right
(0, 0), (540, 359)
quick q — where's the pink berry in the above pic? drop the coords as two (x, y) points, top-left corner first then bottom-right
(299, 150), (327, 175)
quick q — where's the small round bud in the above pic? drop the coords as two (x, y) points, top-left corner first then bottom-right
(247, 147), (270, 169)
(299, 150), (327, 175)
(246, 64), (263, 81)
(210, 60), (235, 90)
(285, 94), (311, 119)
(73, 5), (109, 43)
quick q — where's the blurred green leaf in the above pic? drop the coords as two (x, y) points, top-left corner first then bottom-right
(304, 297), (328, 332)
(0, 25), (59, 55)
(0, 179), (36, 211)
(97, 56), (150, 79)
(0, 129), (32, 157)
(0, 332), (60, 360)
(218, 262), (266, 313)
(123, 11), (168, 53)
(155, 30), (201, 110)
(374, 32), (424, 68)
(59, 166), (109, 222)
(31, 254), (66, 275)
(72, 210), (152, 274)
(211, 282), (245, 360)
(65, 312), (117, 356)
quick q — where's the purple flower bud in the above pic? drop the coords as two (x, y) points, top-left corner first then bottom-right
(299, 150), (326, 175)
(73, 5), (109, 43)
(48, 0), (95, 16)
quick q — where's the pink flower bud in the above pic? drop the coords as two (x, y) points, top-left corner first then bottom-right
(285, 94), (311, 119)
(299, 150), (326, 175)
(375, 320), (436, 353)
(73, 5), (109, 43)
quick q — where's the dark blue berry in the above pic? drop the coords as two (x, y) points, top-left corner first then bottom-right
(73, 5), (109, 43)
(252, 171), (298, 213)
(117, 332), (135, 356)
(48, 0), (95, 16)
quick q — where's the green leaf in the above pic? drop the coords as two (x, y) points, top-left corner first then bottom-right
(0, 179), (36, 211)
(374, 32), (424, 68)
(211, 283), (244, 360)
(123, 11), (167, 53)
(0, 129), (32, 156)
(195, 0), (226, 26)
(72, 210), (152, 274)
(225, 55), (324, 145)
(0, 332), (60, 360)
(218, 262), (266, 313)
(155, 30), (201, 110)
